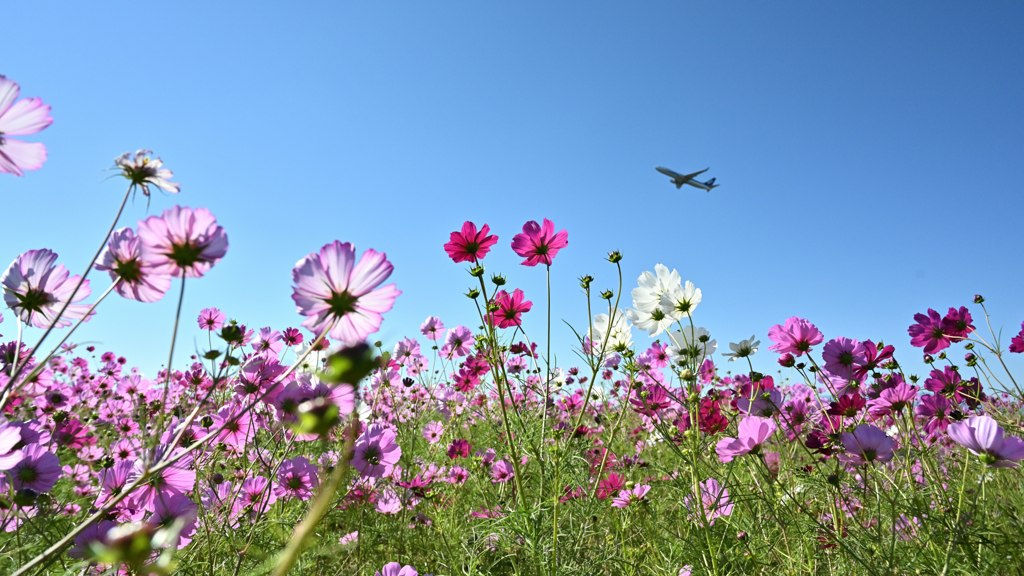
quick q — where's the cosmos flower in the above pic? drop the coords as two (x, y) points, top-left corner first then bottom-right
(1010, 322), (1024, 354)
(510, 218), (568, 267)
(9, 444), (61, 492)
(447, 439), (471, 459)
(352, 424), (402, 479)
(667, 326), (717, 364)
(490, 459), (514, 483)
(0, 75), (52, 176)
(274, 456), (320, 501)
(375, 563), (418, 576)
(2, 249), (93, 329)
(611, 484), (651, 508)
(444, 221), (498, 263)
(441, 326), (475, 358)
(291, 241), (401, 345)
(95, 227), (173, 303)
(947, 415), (1024, 468)
(137, 206), (229, 279)
(838, 424), (896, 465)
(148, 494), (198, 549)
(821, 338), (867, 380)
(588, 309), (634, 353)
(0, 422), (23, 470)
(722, 335), (760, 362)
(767, 317), (824, 357)
(488, 288), (532, 329)
(658, 280), (702, 320)
(715, 416), (777, 463)
(197, 308), (225, 331)
(114, 149), (180, 195)
(907, 309), (951, 355)
(685, 478), (733, 526)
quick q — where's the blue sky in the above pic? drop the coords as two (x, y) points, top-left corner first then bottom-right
(3, 2), (1023, 386)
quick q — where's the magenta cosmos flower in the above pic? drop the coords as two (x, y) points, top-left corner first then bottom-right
(137, 206), (228, 279)
(444, 221), (499, 263)
(947, 415), (1024, 468)
(838, 424), (895, 465)
(95, 227), (173, 303)
(488, 288), (532, 329)
(0, 75), (52, 176)
(767, 317), (824, 357)
(715, 416), (776, 463)
(376, 563), (418, 576)
(2, 249), (93, 329)
(197, 307), (225, 331)
(9, 444), (61, 492)
(821, 337), (867, 379)
(510, 218), (568, 267)
(291, 241), (401, 345)
(352, 424), (402, 479)
(1010, 322), (1024, 354)
(907, 309), (951, 355)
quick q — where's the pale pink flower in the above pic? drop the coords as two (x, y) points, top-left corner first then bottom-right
(291, 241), (401, 345)
(114, 149), (179, 195)
(2, 249), (93, 328)
(441, 326), (475, 358)
(948, 414), (1024, 468)
(9, 444), (61, 492)
(0, 76), (52, 176)
(420, 316), (445, 341)
(95, 227), (173, 303)
(611, 484), (650, 508)
(715, 416), (776, 463)
(376, 563), (418, 576)
(838, 424), (896, 465)
(137, 206), (228, 279)
(352, 424), (402, 479)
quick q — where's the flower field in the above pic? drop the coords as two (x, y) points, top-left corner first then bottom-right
(4, 74), (1024, 576)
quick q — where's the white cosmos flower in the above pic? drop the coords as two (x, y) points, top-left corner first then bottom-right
(624, 305), (675, 337)
(659, 280), (702, 320)
(667, 326), (717, 365)
(722, 335), (760, 362)
(631, 265), (682, 312)
(589, 308), (634, 353)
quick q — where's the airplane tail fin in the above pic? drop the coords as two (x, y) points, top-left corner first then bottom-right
(705, 177), (718, 190)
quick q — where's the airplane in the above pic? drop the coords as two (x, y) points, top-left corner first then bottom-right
(655, 166), (719, 191)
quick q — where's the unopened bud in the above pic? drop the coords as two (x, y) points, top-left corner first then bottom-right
(973, 294), (984, 304)
(469, 265), (485, 278)
(465, 288), (480, 300)
(606, 251), (623, 263)
(491, 273), (506, 286)
(600, 290), (614, 300)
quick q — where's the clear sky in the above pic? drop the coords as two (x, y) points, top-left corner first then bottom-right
(3, 1), (1023, 386)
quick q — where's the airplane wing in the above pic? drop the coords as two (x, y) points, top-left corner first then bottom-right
(679, 168), (709, 180)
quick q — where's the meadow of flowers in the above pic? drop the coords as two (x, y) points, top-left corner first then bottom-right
(4, 74), (1024, 576)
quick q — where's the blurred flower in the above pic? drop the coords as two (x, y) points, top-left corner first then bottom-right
(375, 562), (418, 576)
(444, 221), (498, 263)
(838, 424), (895, 465)
(510, 218), (568, 267)
(685, 478), (733, 526)
(274, 456), (320, 501)
(9, 444), (61, 492)
(137, 206), (228, 279)
(611, 484), (650, 508)
(114, 149), (180, 195)
(0, 75), (52, 176)
(2, 249), (94, 329)
(291, 241), (400, 345)
(722, 335), (760, 362)
(948, 414), (1024, 468)
(441, 326), (474, 358)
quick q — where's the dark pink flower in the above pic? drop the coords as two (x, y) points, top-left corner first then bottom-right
(767, 317), (824, 357)
(291, 241), (401, 345)
(1008, 322), (1024, 354)
(866, 381), (917, 418)
(447, 439), (471, 459)
(232, 476), (277, 519)
(274, 456), (320, 501)
(487, 288), (533, 329)
(948, 415), (1024, 468)
(510, 218), (568, 267)
(2, 249), (93, 329)
(715, 416), (776, 463)
(838, 424), (895, 465)
(915, 393), (952, 437)
(0, 75), (52, 176)
(137, 206), (228, 279)
(444, 221), (499, 263)
(95, 227), (173, 303)
(908, 309), (951, 355)
(941, 306), (975, 340)
(596, 472), (625, 500)
(822, 338), (867, 379)
(852, 340), (895, 380)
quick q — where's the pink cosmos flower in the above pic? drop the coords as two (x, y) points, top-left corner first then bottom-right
(232, 476), (278, 519)
(908, 309), (951, 355)
(767, 317), (824, 357)
(685, 478), (733, 526)
(488, 288), (533, 329)
(114, 149), (180, 196)
(376, 563), (418, 576)
(274, 456), (320, 501)
(95, 227), (173, 303)
(947, 414), (1024, 468)
(352, 424), (402, 479)
(2, 249), (94, 329)
(420, 316), (445, 341)
(252, 327), (284, 358)
(95, 460), (135, 507)
(197, 308), (225, 331)
(441, 326), (475, 358)
(596, 472), (625, 500)
(490, 459), (514, 483)
(128, 451), (196, 512)
(9, 444), (61, 492)
(291, 241), (401, 345)
(0, 423), (23, 470)
(941, 306), (975, 340)
(715, 416), (777, 463)
(852, 340), (895, 380)
(611, 484), (650, 508)
(444, 221), (499, 263)
(510, 218), (568, 267)
(838, 424), (896, 465)
(1008, 321), (1024, 354)
(866, 381), (917, 418)
(822, 338), (867, 379)
(0, 76), (52, 176)
(137, 206), (228, 279)
(422, 421), (444, 444)
(149, 494), (198, 548)
(915, 393), (953, 437)
(448, 439), (471, 459)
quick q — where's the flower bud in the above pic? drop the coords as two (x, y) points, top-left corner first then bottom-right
(973, 294), (984, 304)
(606, 251), (623, 263)
(579, 275), (594, 290)
(600, 290), (614, 300)
(923, 354), (935, 364)
(469, 265), (485, 278)
(777, 354), (796, 368)
(490, 273), (506, 286)
(465, 288), (481, 300)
